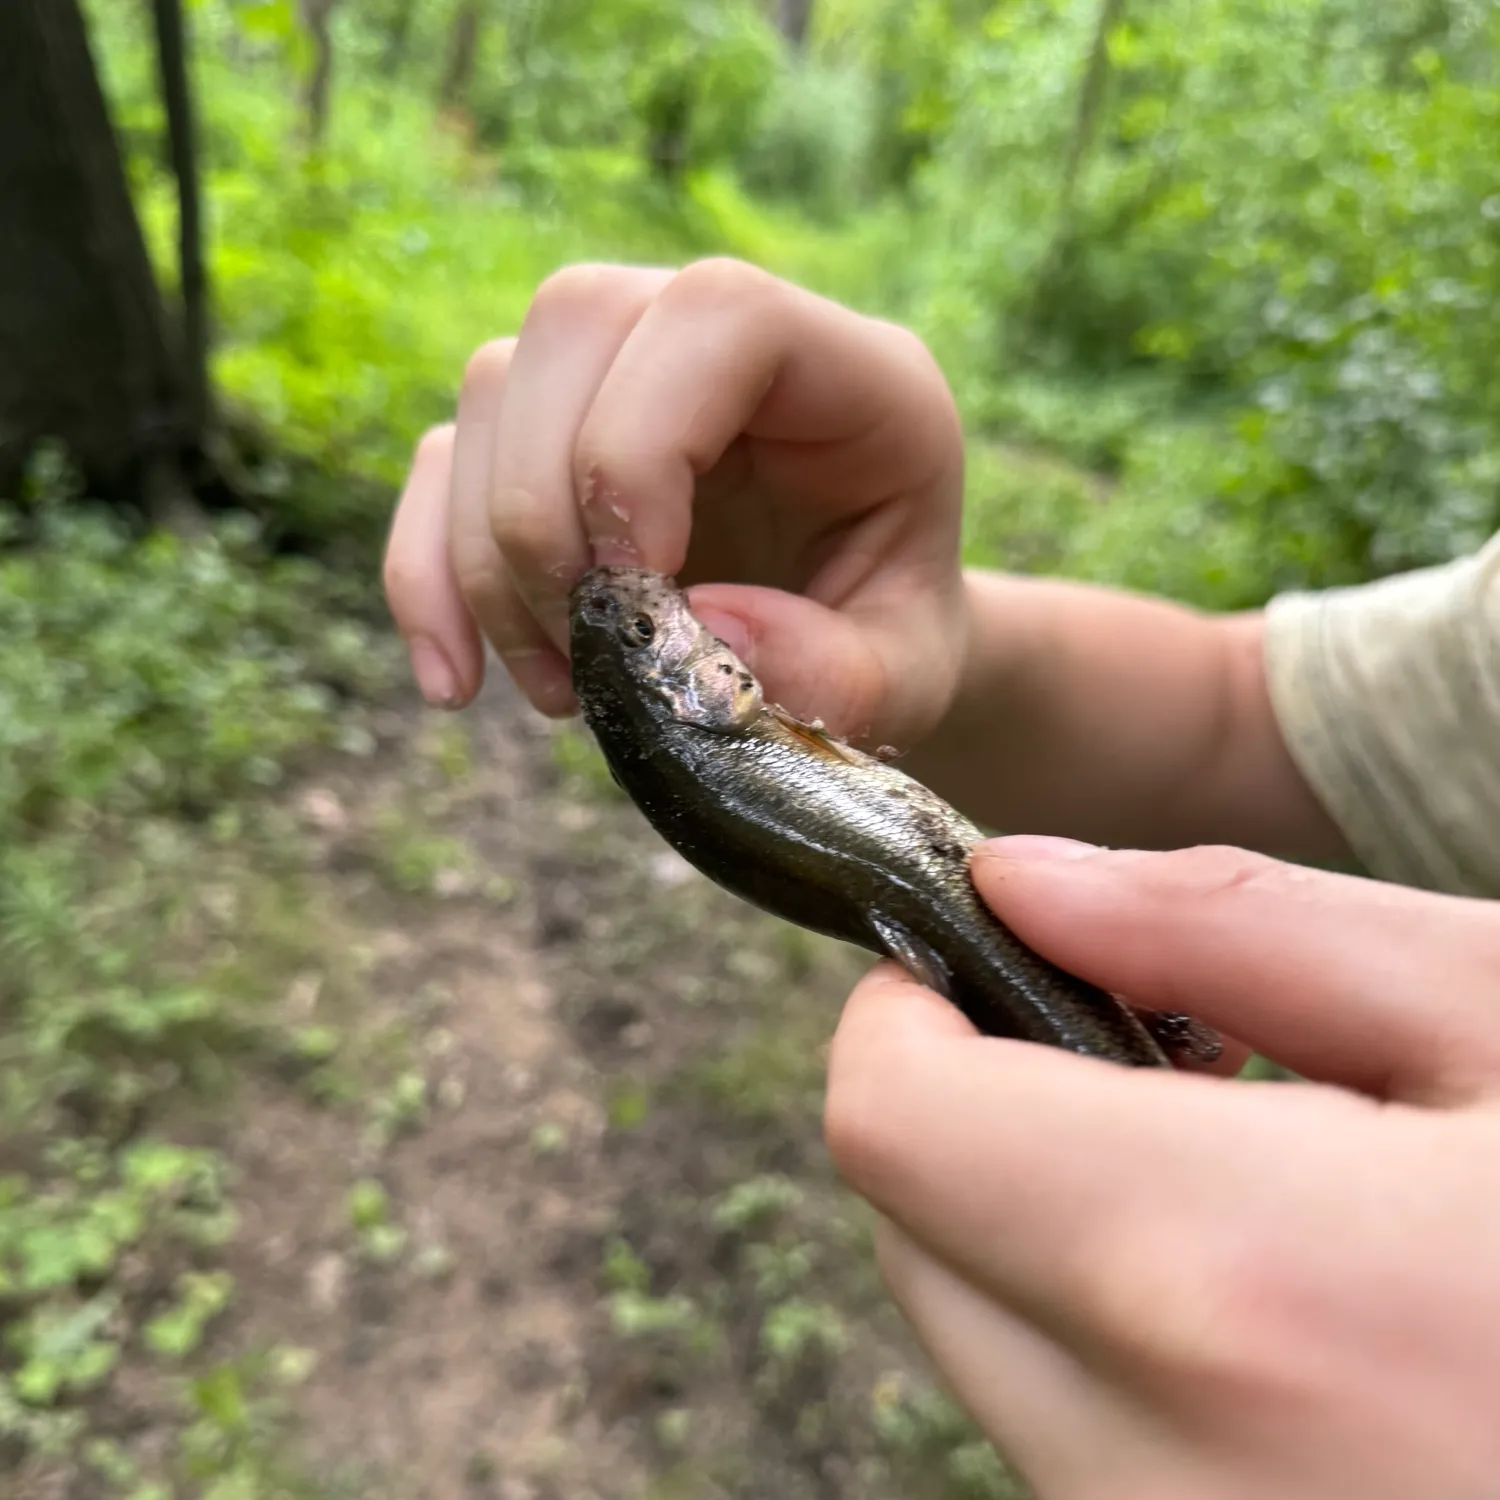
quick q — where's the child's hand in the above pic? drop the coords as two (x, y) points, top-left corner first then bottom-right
(826, 839), (1500, 1500)
(383, 259), (968, 747)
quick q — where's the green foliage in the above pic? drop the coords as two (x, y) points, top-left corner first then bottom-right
(80, 0), (1500, 601)
(735, 60), (877, 220)
(873, 1376), (1028, 1499)
(0, 498), (391, 1486)
(908, 0), (1500, 600)
(348, 1178), (408, 1264)
(145, 1272), (236, 1359)
(0, 501), (389, 841)
(758, 1298), (848, 1370)
(710, 1174), (805, 1237)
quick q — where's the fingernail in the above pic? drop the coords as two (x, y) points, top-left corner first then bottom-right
(409, 636), (461, 708)
(978, 835), (1101, 862)
(688, 603), (754, 666)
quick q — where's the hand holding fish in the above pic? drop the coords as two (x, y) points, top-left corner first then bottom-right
(826, 840), (1500, 1500)
(384, 257), (1345, 857)
(383, 259), (969, 751)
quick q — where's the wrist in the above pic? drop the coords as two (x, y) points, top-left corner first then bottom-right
(898, 570), (1024, 811)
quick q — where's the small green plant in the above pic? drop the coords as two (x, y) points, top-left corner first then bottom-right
(654, 1407), (692, 1452)
(610, 1289), (703, 1341)
(872, 1374), (1028, 1500)
(366, 1067), (430, 1145)
(425, 721), (475, 783)
(175, 1348), (321, 1497)
(607, 1079), (652, 1131)
(347, 1178), (407, 1265)
(710, 1174), (804, 1237)
(550, 724), (625, 803)
(529, 1120), (569, 1158)
(745, 1240), (818, 1300)
(602, 1237), (652, 1295)
(758, 1299), (848, 1371)
(6, 1294), (121, 1407)
(144, 1272), (236, 1359)
(369, 806), (474, 895)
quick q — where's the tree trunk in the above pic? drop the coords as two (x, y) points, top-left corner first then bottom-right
(439, 0), (483, 110)
(0, 0), (193, 503)
(642, 67), (694, 186)
(149, 0), (211, 438)
(300, 0), (338, 147)
(380, 0), (417, 77)
(1030, 0), (1129, 316)
(775, 0), (814, 51)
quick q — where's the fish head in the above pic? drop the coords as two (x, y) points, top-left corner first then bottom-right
(570, 567), (763, 733)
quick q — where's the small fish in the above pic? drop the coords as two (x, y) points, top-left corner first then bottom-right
(569, 567), (1221, 1070)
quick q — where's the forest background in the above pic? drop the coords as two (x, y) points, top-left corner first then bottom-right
(3, 1), (1497, 1497)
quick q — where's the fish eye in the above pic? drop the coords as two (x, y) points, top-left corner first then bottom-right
(623, 613), (655, 646)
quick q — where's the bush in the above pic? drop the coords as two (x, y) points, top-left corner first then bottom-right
(737, 61), (878, 222)
(0, 502), (391, 842)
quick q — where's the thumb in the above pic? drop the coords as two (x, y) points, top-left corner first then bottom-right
(686, 582), (897, 744)
(971, 839), (1500, 1103)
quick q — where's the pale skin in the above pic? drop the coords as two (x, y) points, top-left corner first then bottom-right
(382, 259), (1500, 1499)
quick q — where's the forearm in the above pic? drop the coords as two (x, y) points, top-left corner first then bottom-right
(907, 570), (1352, 859)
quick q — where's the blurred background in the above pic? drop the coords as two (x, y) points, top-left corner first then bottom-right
(3, 1), (1498, 1496)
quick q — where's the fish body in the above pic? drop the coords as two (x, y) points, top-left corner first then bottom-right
(570, 567), (1207, 1069)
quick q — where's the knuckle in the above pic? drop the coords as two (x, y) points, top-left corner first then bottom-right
(672, 255), (779, 307)
(461, 337), (515, 391)
(415, 422), (455, 465)
(381, 547), (427, 606)
(874, 319), (964, 441)
(380, 558), (422, 618)
(876, 317), (938, 371)
(569, 436), (633, 508)
(450, 546), (507, 612)
(488, 488), (559, 575)
(529, 263), (629, 323)
(1146, 844), (1285, 904)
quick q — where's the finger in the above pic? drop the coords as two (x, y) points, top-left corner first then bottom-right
(873, 1219), (1132, 1498)
(574, 257), (962, 580)
(686, 571), (963, 748)
(970, 840), (1500, 1102)
(825, 960), (1373, 1337)
(384, 424), (482, 707)
(484, 563), (578, 718)
(687, 584), (889, 743)
(488, 265), (675, 651)
(447, 338), (576, 715)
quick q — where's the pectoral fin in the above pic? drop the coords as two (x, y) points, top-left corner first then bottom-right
(768, 704), (870, 767)
(1133, 1008), (1225, 1067)
(869, 912), (954, 1001)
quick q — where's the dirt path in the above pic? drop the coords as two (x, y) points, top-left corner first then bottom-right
(195, 675), (1025, 1500)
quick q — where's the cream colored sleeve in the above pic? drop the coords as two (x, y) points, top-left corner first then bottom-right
(1263, 532), (1500, 898)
